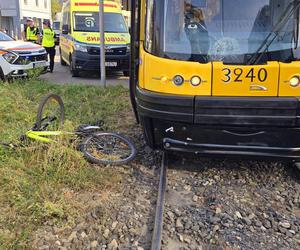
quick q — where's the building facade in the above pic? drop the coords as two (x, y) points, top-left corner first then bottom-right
(0, 0), (20, 38)
(0, 0), (51, 39)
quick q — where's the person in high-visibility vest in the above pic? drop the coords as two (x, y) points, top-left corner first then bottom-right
(41, 20), (56, 73)
(25, 18), (40, 43)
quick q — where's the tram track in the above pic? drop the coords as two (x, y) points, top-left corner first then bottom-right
(149, 152), (300, 249)
(151, 152), (168, 250)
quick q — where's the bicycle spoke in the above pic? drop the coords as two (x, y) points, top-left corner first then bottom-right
(85, 134), (133, 162)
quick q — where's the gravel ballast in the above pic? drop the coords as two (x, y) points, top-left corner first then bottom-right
(32, 151), (300, 250)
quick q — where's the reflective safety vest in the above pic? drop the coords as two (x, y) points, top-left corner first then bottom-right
(26, 26), (38, 41)
(42, 28), (55, 47)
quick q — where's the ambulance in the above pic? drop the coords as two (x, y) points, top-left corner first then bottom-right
(59, 0), (130, 77)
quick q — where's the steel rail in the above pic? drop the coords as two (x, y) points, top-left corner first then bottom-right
(151, 152), (168, 250)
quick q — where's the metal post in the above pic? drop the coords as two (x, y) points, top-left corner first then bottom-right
(99, 0), (106, 87)
(0, 9), (2, 31)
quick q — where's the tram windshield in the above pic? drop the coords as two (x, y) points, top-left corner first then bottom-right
(145, 0), (300, 64)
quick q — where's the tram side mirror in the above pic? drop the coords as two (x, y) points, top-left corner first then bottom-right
(62, 24), (70, 34)
(191, 0), (207, 8)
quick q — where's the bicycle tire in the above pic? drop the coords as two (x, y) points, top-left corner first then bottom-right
(36, 93), (65, 130)
(81, 132), (137, 166)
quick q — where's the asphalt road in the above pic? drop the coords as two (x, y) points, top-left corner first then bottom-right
(39, 50), (129, 87)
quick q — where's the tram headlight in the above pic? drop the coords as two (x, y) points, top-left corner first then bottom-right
(290, 76), (300, 87)
(190, 76), (202, 86)
(173, 75), (184, 86)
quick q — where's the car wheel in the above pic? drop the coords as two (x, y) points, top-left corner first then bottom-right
(70, 56), (80, 77)
(0, 67), (7, 82)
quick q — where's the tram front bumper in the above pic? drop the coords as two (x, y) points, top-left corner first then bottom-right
(163, 138), (300, 160)
(136, 88), (300, 160)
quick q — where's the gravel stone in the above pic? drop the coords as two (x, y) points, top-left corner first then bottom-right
(39, 246), (49, 250)
(235, 211), (243, 219)
(243, 217), (252, 226)
(103, 229), (110, 239)
(263, 220), (272, 229)
(55, 241), (61, 246)
(279, 221), (291, 229)
(193, 195), (199, 202)
(176, 218), (184, 230)
(108, 239), (118, 249)
(184, 237), (191, 244)
(111, 221), (118, 230)
(210, 216), (221, 224)
(255, 220), (263, 227)
(90, 240), (98, 248)
(80, 232), (87, 239)
(167, 211), (174, 221)
(178, 234), (184, 242)
(248, 213), (256, 220)
(279, 227), (287, 234)
(215, 208), (222, 214)
(68, 232), (77, 242)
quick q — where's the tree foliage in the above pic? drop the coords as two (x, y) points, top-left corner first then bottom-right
(51, 0), (62, 20)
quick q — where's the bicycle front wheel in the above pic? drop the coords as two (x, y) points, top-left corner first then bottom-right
(36, 93), (65, 131)
(81, 132), (137, 166)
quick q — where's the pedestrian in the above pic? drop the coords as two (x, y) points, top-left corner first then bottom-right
(41, 20), (56, 73)
(25, 18), (40, 43)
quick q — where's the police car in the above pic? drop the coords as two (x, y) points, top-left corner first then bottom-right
(0, 31), (49, 80)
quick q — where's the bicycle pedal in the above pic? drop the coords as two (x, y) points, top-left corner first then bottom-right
(19, 135), (27, 142)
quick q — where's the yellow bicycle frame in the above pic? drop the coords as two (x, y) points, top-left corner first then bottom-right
(25, 130), (68, 143)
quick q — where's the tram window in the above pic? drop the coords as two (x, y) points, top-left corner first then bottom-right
(293, 8), (300, 59)
(163, 0), (192, 59)
(145, 0), (300, 64)
(145, 0), (154, 52)
(191, 0), (207, 8)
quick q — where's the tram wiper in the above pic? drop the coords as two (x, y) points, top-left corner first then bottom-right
(247, 0), (300, 65)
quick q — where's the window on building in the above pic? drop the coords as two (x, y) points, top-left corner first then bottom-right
(44, 0), (47, 8)
(36, 0), (39, 6)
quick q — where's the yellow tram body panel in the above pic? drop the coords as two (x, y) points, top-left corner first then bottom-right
(140, 49), (212, 96)
(139, 46), (300, 97)
(211, 62), (279, 96)
(279, 61), (300, 96)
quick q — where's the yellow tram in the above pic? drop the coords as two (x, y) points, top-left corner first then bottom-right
(130, 0), (300, 161)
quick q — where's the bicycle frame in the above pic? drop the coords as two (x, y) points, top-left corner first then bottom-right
(25, 130), (74, 143)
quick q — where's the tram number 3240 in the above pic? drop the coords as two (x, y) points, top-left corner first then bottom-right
(222, 68), (268, 83)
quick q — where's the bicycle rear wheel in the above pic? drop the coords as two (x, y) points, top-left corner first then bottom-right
(35, 93), (65, 131)
(81, 132), (137, 165)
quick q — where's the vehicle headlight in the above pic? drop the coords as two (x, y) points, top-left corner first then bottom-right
(290, 76), (300, 87)
(126, 44), (131, 53)
(74, 43), (88, 53)
(190, 76), (202, 86)
(173, 75), (184, 86)
(2, 51), (18, 64)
